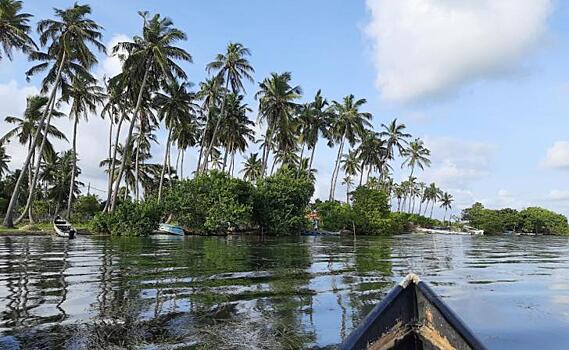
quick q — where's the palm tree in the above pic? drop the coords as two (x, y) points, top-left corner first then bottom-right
(356, 130), (388, 185)
(173, 119), (199, 179)
(402, 138), (431, 179)
(380, 118), (411, 161)
(0, 143), (10, 177)
(342, 176), (354, 204)
(154, 82), (198, 201)
(4, 3), (104, 227)
(201, 42), (254, 172)
(109, 12), (191, 211)
(218, 94), (254, 174)
(0, 0), (36, 61)
(64, 76), (104, 217)
(241, 153), (262, 182)
(328, 95), (372, 200)
(255, 72), (302, 176)
(196, 77), (223, 172)
(3, 96), (66, 224)
(440, 192), (454, 223)
(341, 151), (360, 180)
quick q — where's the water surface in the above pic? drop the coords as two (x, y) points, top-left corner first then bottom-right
(0, 234), (568, 349)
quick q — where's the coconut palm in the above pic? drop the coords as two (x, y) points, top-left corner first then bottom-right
(109, 12), (191, 211)
(440, 192), (454, 223)
(154, 82), (198, 201)
(241, 153), (262, 182)
(341, 151), (360, 180)
(4, 3), (105, 227)
(173, 119), (199, 179)
(342, 176), (354, 204)
(63, 76), (104, 217)
(218, 94), (254, 174)
(196, 77), (224, 172)
(402, 138), (431, 179)
(328, 95), (372, 200)
(201, 42), (254, 172)
(380, 118), (411, 160)
(0, 0), (36, 61)
(356, 130), (388, 185)
(255, 72), (302, 176)
(47, 151), (83, 214)
(0, 143), (10, 177)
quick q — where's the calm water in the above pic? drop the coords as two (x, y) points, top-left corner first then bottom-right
(0, 234), (569, 349)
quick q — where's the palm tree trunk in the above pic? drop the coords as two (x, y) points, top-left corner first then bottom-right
(423, 200), (429, 216)
(158, 128), (172, 202)
(175, 148), (181, 178)
(134, 135), (141, 201)
(430, 201), (435, 219)
(222, 146), (229, 172)
(103, 114), (124, 212)
(201, 77), (230, 172)
(308, 143), (317, 171)
(346, 183), (350, 204)
(359, 163), (365, 186)
(261, 125), (274, 177)
(329, 135), (345, 201)
(27, 141), (34, 222)
(4, 53), (66, 227)
(180, 149), (185, 179)
(65, 114), (80, 218)
(15, 95), (58, 225)
(230, 152), (236, 176)
(110, 66), (150, 211)
(296, 142), (305, 177)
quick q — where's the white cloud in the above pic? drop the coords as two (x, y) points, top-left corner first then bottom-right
(96, 34), (130, 80)
(543, 141), (569, 169)
(422, 137), (495, 187)
(546, 190), (569, 201)
(482, 189), (530, 210)
(364, 0), (552, 102)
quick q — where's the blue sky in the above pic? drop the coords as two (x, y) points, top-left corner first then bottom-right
(2, 0), (569, 218)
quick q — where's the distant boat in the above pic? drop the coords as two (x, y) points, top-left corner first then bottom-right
(158, 223), (185, 236)
(53, 215), (76, 239)
(340, 273), (486, 350)
(301, 230), (340, 236)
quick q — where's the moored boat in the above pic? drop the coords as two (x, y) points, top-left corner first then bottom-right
(53, 215), (77, 239)
(158, 223), (185, 236)
(340, 274), (486, 350)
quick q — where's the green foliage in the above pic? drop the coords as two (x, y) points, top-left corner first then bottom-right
(73, 195), (102, 221)
(462, 203), (569, 235)
(90, 200), (163, 236)
(162, 170), (254, 233)
(253, 168), (314, 235)
(351, 186), (390, 234)
(312, 200), (356, 231)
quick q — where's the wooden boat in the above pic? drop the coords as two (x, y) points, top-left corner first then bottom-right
(340, 274), (486, 350)
(158, 223), (185, 236)
(301, 229), (340, 236)
(53, 215), (77, 239)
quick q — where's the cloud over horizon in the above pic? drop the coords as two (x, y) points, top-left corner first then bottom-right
(365, 0), (552, 102)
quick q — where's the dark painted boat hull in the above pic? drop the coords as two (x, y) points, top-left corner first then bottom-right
(340, 274), (486, 350)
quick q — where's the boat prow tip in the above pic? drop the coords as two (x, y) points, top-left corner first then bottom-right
(399, 273), (421, 288)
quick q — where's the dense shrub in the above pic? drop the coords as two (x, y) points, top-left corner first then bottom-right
(162, 171), (254, 233)
(351, 186), (390, 234)
(253, 168), (314, 235)
(73, 195), (102, 221)
(90, 200), (163, 236)
(462, 203), (569, 235)
(312, 200), (356, 231)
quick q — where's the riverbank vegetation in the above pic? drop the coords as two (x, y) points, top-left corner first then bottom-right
(462, 203), (569, 235)
(0, 1), (459, 235)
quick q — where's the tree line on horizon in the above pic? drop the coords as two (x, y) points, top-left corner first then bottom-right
(0, 0), (455, 228)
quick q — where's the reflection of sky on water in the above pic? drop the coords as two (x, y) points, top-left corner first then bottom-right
(1, 234), (569, 349)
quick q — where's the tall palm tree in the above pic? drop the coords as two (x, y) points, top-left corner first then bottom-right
(402, 138), (431, 179)
(440, 192), (454, 223)
(0, 143), (10, 178)
(341, 151), (360, 180)
(218, 94), (254, 174)
(64, 76), (104, 217)
(201, 42), (254, 172)
(4, 3), (104, 227)
(154, 82), (198, 201)
(196, 77), (223, 172)
(328, 95), (372, 200)
(241, 153), (262, 182)
(356, 130), (388, 185)
(0, 0), (36, 61)
(173, 118), (199, 179)
(305, 90), (333, 170)
(380, 118), (411, 161)
(255, 72), (302, 176)
(109, 12), (191, 211)
(342, 176), (354, 204)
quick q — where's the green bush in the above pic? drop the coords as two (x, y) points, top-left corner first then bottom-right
(90, 200), (163, 236)
(73, 195), (102, 222)
(351, 186), (390, 234)
(253, 168), (314, 235)
(312, 200), (356, 231)
(162, 170), (254, 233)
